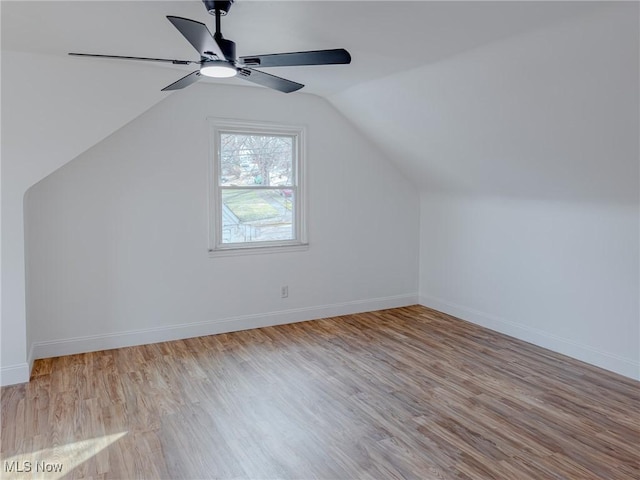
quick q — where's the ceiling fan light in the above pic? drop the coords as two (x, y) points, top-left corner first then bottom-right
(200, 61), (237, 78)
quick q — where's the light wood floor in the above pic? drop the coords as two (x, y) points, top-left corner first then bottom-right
(1, 306), (638, 479)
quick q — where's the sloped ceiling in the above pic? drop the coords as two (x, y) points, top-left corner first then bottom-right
(329, 3), (639, 204)
(1, 0), (619, 193)
(1, 1), (636, 381)
(3, 1), (600, 97)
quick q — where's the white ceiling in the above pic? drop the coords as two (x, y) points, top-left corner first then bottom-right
(1, 1), (601, 96)
(4, 1), (632, 205)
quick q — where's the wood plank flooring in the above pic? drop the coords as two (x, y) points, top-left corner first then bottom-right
(1, 305), (638, 479)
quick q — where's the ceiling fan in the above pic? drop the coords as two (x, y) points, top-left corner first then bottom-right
(69, 0), (351, 93)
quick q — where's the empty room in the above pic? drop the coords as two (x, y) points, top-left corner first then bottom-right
(1, 0), (638, 478)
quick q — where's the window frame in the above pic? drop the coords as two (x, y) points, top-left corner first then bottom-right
(208, 118), (308, 256)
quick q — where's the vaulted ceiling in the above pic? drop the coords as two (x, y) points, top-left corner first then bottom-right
(2, 1), (636, 203)
(3, 1), (600, 97)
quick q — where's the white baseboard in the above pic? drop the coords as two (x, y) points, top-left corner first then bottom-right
(419, 294), (640, 381)
(0, 363), (30, 386)
(29, 294), (418, 366)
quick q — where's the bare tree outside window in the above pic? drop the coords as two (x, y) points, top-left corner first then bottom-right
(220, 134), (292, 187)
(216, 132), (299, 245)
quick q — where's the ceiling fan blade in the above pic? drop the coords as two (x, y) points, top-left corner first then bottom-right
(161, 70), (202, 91)
(166, 16), (225, 60)
(237, 68), (304, 93)
(68, 53), (196, 65)
(239, 48), (351, 68)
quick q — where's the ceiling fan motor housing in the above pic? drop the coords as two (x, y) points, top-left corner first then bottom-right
(203, 0), (234, 16)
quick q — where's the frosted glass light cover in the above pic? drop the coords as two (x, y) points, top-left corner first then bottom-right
(200, 62), (237, 78)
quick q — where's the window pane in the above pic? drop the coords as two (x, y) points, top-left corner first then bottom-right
(220, 134), (293, 187)
(221, 188), (294, 244)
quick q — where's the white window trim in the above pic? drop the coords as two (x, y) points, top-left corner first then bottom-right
(207, 118), (308, 257)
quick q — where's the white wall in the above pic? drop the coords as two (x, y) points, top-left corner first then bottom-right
(416, 5), (639, 379)
(416, 5), (640, 379)
(1, 51), (175, 385)
(331, 4), (639, 379)
(420, 194), (639, 379)
(24, 83), (419, 358)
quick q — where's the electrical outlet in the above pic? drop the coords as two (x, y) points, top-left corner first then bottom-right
(281, 285), (289, 298)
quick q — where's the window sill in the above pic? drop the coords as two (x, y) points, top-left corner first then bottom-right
(209, 243), (309, 258)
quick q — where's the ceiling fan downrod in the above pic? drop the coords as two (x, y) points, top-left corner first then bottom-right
(202, 0), (235, 61)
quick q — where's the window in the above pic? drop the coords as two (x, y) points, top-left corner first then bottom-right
(209, 120), (307, 255)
